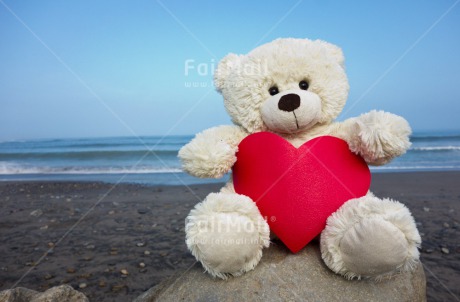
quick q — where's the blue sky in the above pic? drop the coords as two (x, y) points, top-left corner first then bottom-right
(1, 0), (459, 140)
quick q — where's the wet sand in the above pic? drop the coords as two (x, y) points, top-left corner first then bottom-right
(0, 172), (459, 301)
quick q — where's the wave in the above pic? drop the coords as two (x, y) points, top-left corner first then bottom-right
(371, 165), (460, 170)
(0, 136), (192, 148)
(0, 163), (182, 175)
(39, 140), (189, 150)
(411, 134), (460, 142)
(0, 149), (179, 160)
(410, 146), (460, 151)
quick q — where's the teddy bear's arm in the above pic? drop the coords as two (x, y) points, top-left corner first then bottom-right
(334, 110), (411, 165)
(178, 125), (248, 178)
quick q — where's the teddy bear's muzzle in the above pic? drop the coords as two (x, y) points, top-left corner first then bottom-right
(261, 89), (322, 134)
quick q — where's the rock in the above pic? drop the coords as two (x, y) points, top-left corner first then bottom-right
(121, 269), (129, 275)
(0, 288), (37, 302)
(0, 285), (89, 302)
(441, 247), (450, 254)
(30, 209), (43, 217)
(78, 283), (87, 289)
(139, 262), (146, 268)
(144, 250), (151, 255)
(111, 284), (126, 293)
(78, 273), (92, 279)
(137, 208), (148, 214)
(134, 242), (426, 302)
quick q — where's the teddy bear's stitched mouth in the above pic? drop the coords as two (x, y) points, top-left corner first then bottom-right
(296, 116), (321, 134)
(292, 112), (300, 130)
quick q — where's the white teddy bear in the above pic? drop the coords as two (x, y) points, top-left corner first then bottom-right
(179, 38), (421, 280)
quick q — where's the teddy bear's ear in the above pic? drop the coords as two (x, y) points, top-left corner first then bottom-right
(214, 53), (242, 92)
(317, 40), (345, 69)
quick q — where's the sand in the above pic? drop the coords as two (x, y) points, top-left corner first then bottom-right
(0, 172), (459, 301)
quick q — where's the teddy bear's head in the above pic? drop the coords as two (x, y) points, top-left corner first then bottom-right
(214, 38), (349, 134)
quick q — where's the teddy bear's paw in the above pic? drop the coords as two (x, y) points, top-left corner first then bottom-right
(179, 125), (247, 178)
(320, 195), (421, 280)
(185, 192), (270, 279)
(351, 110), (411, 165)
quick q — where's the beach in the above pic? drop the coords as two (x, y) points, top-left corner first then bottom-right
(0, 171), (459, 302)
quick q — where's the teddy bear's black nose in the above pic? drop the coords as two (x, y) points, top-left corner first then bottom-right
(278, 93), (301, 112)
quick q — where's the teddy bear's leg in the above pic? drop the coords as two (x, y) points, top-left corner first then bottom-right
(185, 192), (270, 279)
(320, 193), (421, 280)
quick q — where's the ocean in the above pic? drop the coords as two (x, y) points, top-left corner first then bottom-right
(0, 131), (459, 185)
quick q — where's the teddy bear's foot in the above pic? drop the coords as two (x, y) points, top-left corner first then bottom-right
(185, 192), (270, 279)
(320, 194), (421, 280)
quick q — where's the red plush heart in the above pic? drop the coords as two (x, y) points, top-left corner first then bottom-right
(232, 132), (370, 253)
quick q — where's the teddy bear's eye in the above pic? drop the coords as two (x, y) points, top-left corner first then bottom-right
(269, 86), (279, 96)
(299, 80), (309, 90)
